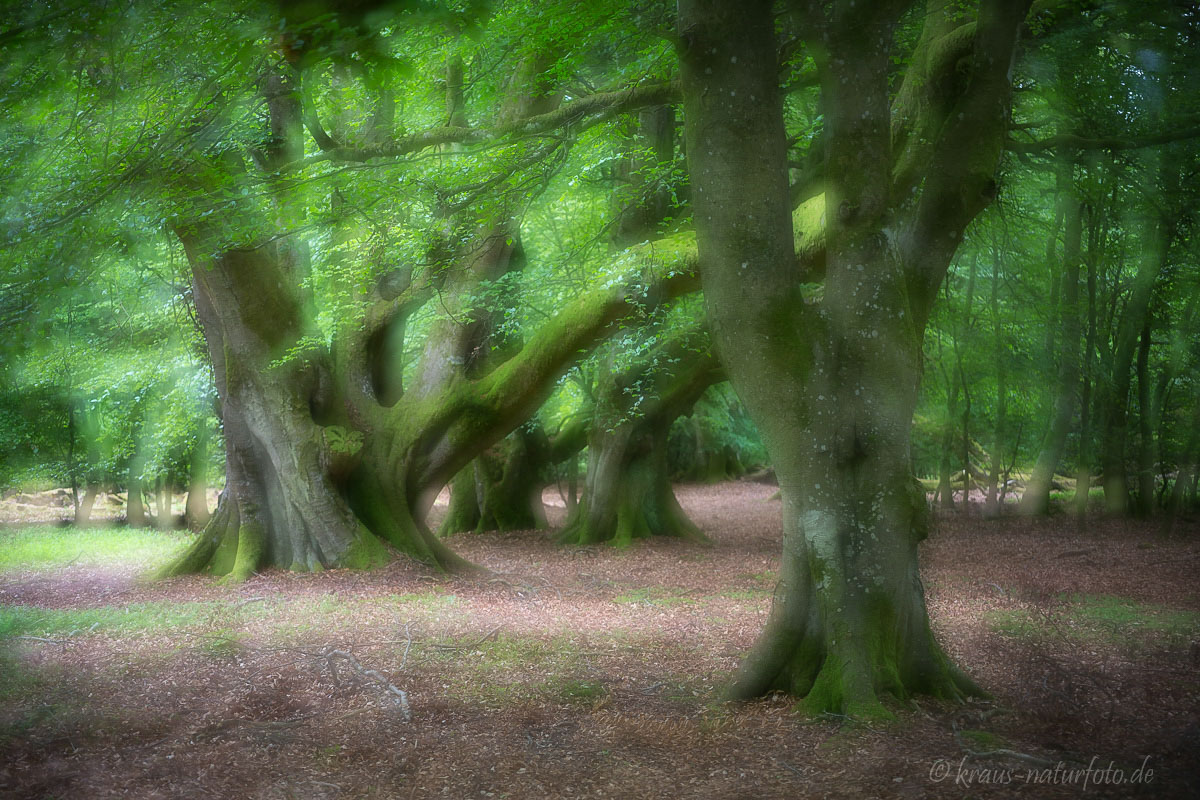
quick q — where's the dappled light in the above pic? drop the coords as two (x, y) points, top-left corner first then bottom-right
(2, 0), (1198, 796)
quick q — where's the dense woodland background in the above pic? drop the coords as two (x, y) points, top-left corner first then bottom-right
(1, 1), (1200, 797)
(1, 0), (1197, 530)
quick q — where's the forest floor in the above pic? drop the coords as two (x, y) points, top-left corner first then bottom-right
(0, 482), (1198, 799)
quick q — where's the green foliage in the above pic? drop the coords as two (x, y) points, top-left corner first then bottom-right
(323, 425), (364, 456)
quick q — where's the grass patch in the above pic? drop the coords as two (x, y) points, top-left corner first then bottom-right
(556, 679), (608, 704)
(0, 525), (189, 573)
(431, 633), (583, 707)
(715, 587), (771, 601)
(0, 600), (266, 640)
(987, 594), (1200, 648)
(613, 587), (696, 607)
(1069, 594), (1199, 639)
(958, 729), (1008, 751)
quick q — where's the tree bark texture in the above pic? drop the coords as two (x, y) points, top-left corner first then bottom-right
(679, 0), (1026, 715)
(559, 332), (718, 546)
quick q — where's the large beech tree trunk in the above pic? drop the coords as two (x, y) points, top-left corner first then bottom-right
(439, 427), (550, 536)
(558, 333), (718, 546)
(559, 420), (702, 547)
(152, 24), (706, 581)
(679, 0), (1025, 716)
(158, 243), (398, 580)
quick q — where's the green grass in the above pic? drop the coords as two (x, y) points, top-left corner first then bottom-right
(431, 633), (585, 706)
(0, 601), (238, 639)
(0, 525), (189, 573)
(715, 587), (771, 601)
(1068, 594), (1199, 638)
(556, 679), (608, 704)
(958, 729), (1009, 751)
(613, 587), (696, 607)
(1048, 487), (1106, 504)
(986, 594), (1200, 647)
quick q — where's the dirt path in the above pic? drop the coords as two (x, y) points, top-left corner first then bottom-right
(1, 483), (1197, 798)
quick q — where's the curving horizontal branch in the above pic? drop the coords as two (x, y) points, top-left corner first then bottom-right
(1005, 123), (1200, 154)
(292, 81), (681, 170)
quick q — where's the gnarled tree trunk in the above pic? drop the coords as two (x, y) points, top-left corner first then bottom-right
(679, 0), (1025, 716)
(439, 427), (551, 536)
(558, 332), (717, 546)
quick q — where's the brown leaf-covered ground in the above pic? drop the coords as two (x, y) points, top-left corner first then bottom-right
(1, 483), (1197, 799)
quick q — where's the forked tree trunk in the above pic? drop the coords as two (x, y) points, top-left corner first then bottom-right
(558, 337), (716, 546)
(679, 0), (1024, 715)
(156, 242), (419, 580)
(156, 52), (703, 581)
(559, 422), (703, 546)
(74, 482), (100, 526)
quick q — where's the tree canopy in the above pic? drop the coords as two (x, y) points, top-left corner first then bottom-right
(2, 0), (1199, 716)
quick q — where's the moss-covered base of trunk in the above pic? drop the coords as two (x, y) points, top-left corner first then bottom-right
(345, 466), (479, 574)
(437, 461), (546, 537)
(153, 490), (393, 583)
(152, 468), (479, 581)
(728, 591), (984, 720)
(557, 467), (708, 547)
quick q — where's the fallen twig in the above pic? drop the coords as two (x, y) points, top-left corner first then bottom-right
(324, 647), (412, 722)
(429, 624), (503, 651)
(14, 635), (69, 645)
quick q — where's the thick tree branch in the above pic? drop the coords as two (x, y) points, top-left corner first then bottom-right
(289, 81), (681, 170)
(409, 232), (702, 489)
(1006, 124), (1200, 153)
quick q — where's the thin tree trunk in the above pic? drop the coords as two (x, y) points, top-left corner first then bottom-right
(1100, 210), (1174, 514)
(986, 235), (1006, 516)
(957, 255), (977, 512)
(1074, 210), (1100, 519)
(1020, 195), (1083, 515)
(127, 477), (147, 527)
(1134, 320), (1156, 516)
(153, 476), (170, 528)
(185, 426), (211, 528)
